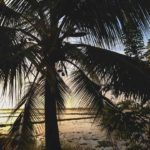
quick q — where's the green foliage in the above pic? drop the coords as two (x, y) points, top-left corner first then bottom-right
(127, 142), (146, 150)
(99, 100), (150, 149)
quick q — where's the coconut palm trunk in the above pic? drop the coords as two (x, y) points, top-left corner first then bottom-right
(45, 67), (61, 150)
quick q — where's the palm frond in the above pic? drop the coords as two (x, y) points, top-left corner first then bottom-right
(55, 72), (70, 113)
(0, 28), (29, 98)
(2, 0), (150, 47)
(0, 23), (44, 98)
(3, 0), (150, 47)
(64, 43), (150, 103)
(84, 45), (150, 103)
(60, 0), (150, 46)
(0, 3), (22, 26)
(71, 70), (104, 111)
(5, 0), (40, 14)
(0, 2), (46, 40)
(3, 76), (44, 150)
(70, 69), (118, 118)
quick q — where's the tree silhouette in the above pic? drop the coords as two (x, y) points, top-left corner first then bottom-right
(0, 1), (150, 150)
(122, 21), (145, 60)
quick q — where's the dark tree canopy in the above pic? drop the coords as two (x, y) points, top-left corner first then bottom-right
(122, 21), (145, 60)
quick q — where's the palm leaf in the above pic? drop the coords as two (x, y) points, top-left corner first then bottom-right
(0, 27), (29, 98)
(0, 3), (22, 26)
(71, 70), (103, 109)
(3, 77), (44, 150)
(55, 72), (70, 113)
(70, 69), (118, 119)
(3, 0), (150, 47)
(84, 45), (150, 102)
(64, 44), (150, 103)
(60, 0), (150, 46)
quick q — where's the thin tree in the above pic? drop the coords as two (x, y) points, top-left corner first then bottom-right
(0, 1), (150, 150)
(122, 21), (145, 60)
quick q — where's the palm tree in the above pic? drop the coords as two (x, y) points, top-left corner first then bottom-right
(1, 0), (150, 150)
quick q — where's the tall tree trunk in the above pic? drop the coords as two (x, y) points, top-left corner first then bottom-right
(45, 67), (61, 150)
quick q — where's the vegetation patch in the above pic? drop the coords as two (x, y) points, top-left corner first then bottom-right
(97, 140), (113, 147)
(127, 142), (147, 150)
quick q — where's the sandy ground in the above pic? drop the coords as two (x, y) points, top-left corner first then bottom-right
(0, 109), (127, 149)
(37, 118), (126, 150)
(59, 119), (107, 149)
